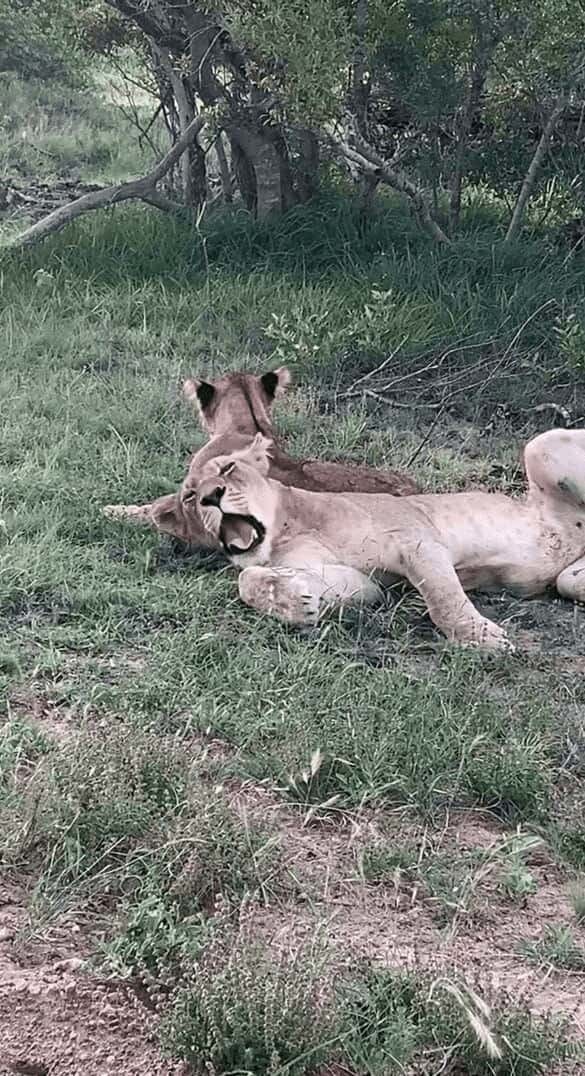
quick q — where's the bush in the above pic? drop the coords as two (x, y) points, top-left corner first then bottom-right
(162, 933), (337, 1075)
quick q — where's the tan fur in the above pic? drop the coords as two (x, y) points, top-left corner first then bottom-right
(195, 429), (585, 650)
(103, 367), (418, 546)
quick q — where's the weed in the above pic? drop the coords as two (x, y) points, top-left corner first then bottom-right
(102, 892), (208, 978)
(341, 966), (578, 1074)
(161, 932), (337, 1075)
(498, 832), (541, 902)
(568, 879), (585, 923)
(501, 854), (538, 901)
(0, 726), (188, 887)
(521, 923), (585, 971)
(0, 717), (53, 807)
(358, 841), (418, 883)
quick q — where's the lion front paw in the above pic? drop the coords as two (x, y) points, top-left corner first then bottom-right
(455, 616), (514, 653)
(239, 567), (320, 626)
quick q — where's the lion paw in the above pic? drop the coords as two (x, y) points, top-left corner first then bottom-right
(457, 617), (514, 653)
(239, 567), (320, 626)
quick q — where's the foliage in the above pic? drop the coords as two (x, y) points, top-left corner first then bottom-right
(4, 0), (585, 230)
(0, 0), (84, 82)
(226, 0), (351, 125)
(341, 966), (578, 1074)
(521, 924), (585, 972)
(161, 932), (337, 1075)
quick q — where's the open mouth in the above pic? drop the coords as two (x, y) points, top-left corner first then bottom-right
(219, 513), (265, 555)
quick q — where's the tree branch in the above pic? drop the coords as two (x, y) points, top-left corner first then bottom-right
(6, 113), (208, 250)
(504, 97), (566, 244)
(334, 129), (451, 245)
(505, 53), (585, 245)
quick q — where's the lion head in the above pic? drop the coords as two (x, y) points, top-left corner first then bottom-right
(183, 367), (292, 437)
(195, 434), (275, 556)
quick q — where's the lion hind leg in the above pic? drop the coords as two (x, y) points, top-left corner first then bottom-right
(556, 555), (585, 602)
(402, 544), (514, 651)
(238, 564), (381, 626)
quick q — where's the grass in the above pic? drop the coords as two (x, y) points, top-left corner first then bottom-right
(521, 924), (585, 972)
(2, 72), (585, 1068)
(0, 69), (160, 188)
(161, 930), (338, 1075)
(340, 966), (579, 1075)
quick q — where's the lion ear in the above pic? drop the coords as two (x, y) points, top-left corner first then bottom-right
(183, 378), (215, 411)
(251, 432), (273, 452)
(261, 367), (292, 400)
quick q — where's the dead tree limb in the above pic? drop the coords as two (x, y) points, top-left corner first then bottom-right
(7, 113), (208, 250)
(504, 97), (567, 244)
(505, 54), (585, 245)
(335, 131), (451, 245)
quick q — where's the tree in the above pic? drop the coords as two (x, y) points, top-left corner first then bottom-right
(5, 0), (585, 249)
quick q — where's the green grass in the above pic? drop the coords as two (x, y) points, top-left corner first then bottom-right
(0, 69), (160, 187)
(162, 941), (578, 1075)
(340, 966), (579, 1075)
(2, 200), (585, 837)
(521, 924), (585, 972)
(2, 95), (585, 1065)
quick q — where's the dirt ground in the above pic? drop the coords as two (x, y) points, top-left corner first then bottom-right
(2, 775), (585, 1075)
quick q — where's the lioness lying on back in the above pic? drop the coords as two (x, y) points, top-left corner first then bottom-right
(104, 366), (417, 547)
(195, 429), (585, 650)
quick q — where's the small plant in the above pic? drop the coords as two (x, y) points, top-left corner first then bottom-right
(102, 892), (208, 978)
(521, 923), (585, 971)
(1, 726), (189, 881)
(419, 850), (494, 923)
(283, 747), (347, 818)
(99, 788), (281, 977)
(553, 312), (585, 373)
(341, 965), (578, 1075)
(568, 878), (585, 923)
(358, 841), (417, 884)
(161, 933), (337, 1075)
(0, 717), (52, 773)
(499, 833), (540, 902)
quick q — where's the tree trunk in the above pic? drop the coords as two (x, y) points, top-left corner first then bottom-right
(351, 0), (370, 135)
(105, 0), (316, 215)
(449, 55), (488, 232)
(215, 132), (233, 203)
(155, 45), (206, 206)
(295, 130), (320, 203)
(228, 125), (294, 217)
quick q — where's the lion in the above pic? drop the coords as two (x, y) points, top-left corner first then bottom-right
(194, 428), (585, 650)
(103, 366), (418, 548)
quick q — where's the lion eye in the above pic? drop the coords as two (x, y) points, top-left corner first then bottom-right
(219, 462), (236, 476)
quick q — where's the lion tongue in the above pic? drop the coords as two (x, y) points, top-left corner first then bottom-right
(221, 516), (256, 552)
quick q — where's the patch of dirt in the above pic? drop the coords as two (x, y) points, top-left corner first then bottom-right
(475, 591), (585, 658)
(7, 691), (79, 742)
(0, 888), (183, 1076)
(223, 785), (585, 1036)
(0, 180), (104, 224)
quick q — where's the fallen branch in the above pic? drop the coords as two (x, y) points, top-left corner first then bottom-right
(339, 335), (408, 397)
(332, 124), (451, 245)
(6, 113), (208, 250)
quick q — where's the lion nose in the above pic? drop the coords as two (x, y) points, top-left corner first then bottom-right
(200, 485), (225, 508)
